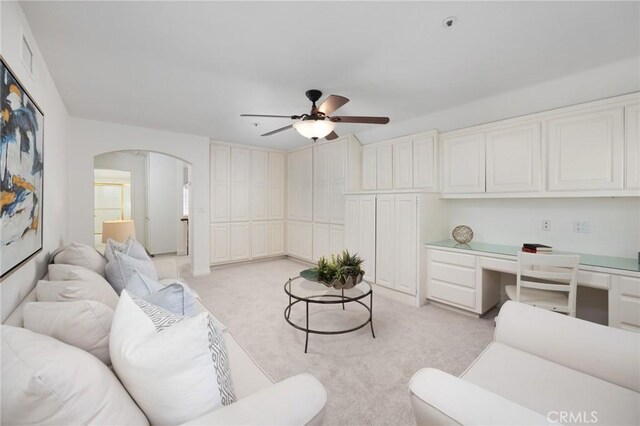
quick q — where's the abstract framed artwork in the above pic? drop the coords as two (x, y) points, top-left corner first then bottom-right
(0, 56), (44, 279)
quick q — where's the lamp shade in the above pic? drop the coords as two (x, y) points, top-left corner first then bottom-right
(102, 220), (136, 243)
(293, 119), (335, 139)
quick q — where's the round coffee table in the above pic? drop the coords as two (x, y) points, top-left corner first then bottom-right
(284, 276), (375, 353)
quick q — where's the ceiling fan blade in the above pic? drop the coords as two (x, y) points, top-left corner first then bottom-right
(261, 124), (293, 137)
(325, 131), (339, 141)
(317, 95), (349, 115)
(241, 114), (298, 119)
(330, 116), (390, 124)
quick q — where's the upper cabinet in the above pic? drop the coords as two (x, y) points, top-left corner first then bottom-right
(393, 140), (413, 189)
(413, 135), (437, 189)
(376, 145), (393, 189)
(547, 107), (624, 191)
(486, 123), (541, 193)
(625, 103), (640, 189)
(441, 132), (485, 194)
(362, 146), (377, 190)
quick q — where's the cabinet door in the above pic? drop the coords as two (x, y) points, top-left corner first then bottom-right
(344, 195), (359, 253)
(313, 223), (330, 261)
(230, 148), (251, 221)
(442, 133), (486, 193)
(329, 139), (347, 224)
(609, 275), (640, 332)
(230, 223), (250, 261)
(548, 107), (624, 191)
(486, 123), (541, 193)
(329, 224), (345, 255)
(268, 152), (285, 220)
(375, 195), (395, 288)
(251, 151), (268, 221)
(299, 148), (313, 221)
(251, 222), (268, 258)
(210, 145), (230, 222)
(393, 141), (413, 189)
(287, 152), (299, 220)
(376, 145), (393, 189)
(268, 221), (284, 255)
(362, 147), (377, 190)
(625, 103), (640, 189)
(394, 195), (417, 295)
(358, 195), (376, 282)
(210, 223), (230, 264)
(413, 136), (436, 189)
(298, 221), (313, 261)
(313, 144), (330, 223)
(286, 221), (298, 256)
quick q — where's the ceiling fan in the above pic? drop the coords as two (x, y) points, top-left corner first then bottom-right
(241, 89), (390, 141)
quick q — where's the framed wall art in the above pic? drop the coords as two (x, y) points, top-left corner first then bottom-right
(0, 55), (44, 280)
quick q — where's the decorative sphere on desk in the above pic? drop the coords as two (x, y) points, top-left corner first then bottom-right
(452, 225), (473, 244)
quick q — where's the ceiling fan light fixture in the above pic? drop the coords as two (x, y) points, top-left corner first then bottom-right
(293, 119), (335, 140)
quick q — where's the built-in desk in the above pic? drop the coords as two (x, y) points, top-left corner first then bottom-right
(424, 240), (640, 332)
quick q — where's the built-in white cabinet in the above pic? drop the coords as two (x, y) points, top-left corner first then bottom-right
(486, 123), (541, 193)
(312, 223), (345, 261)
(376, 145), (393, 190)
(413, 135), (437, 189)
(313, 143), (330, 223)
(609, 275), (640, 332)
(625, 103), (640, 189)
(374, 195), (395, 288)
(210, 143), (285, 265)
(547, 107), (624, 191)
(441, 132), (486, 194)
(287, 220), (313, 261)
(345, 194), (376, 282)
(210, 146), (231, 222)
(393, 141), (413, 189)
(287, 148), (312, 221)
(362, 147), (377, 190)
(230, 148), (251, 222)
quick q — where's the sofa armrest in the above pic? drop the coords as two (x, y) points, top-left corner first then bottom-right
(152, 257), (180, 281)
(409, 368), (550, 426)
(182, 373), (327, 426)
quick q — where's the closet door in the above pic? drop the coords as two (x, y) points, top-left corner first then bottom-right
(287, 151), (299, 220)
(313, 223), (330, 261)
(362, 147), (377, 190)
(344, 195), (359, 253)
(251, 151), (268, 221)
(210, 145), (230, 223)
(329, 224), (345, 255)
(230, 223), (250, 261)
(210, 223), (230, 264)
(298, 221), (313, 261)
(393, 141), (413, 189)
(299, 148), (313, 221)
(251, 222), (268, 258)
(358, 195), (376, 282)
(376, 145), (393, 189)
(313, 143), (330, 223)
(268, 221), (284, 255)
(375, 195), (395, 288)
(329, 139), (347, 224)
(230, 148), (251, 221)
(268, 152), (285, 219)
(395, 194), (417, 295)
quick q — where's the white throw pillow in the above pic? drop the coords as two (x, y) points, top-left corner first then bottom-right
(105, 237), (149, 262)
(110, 291), (236, 425)
(36, 276), (120, 310)
(1, 325), (148, 425)
(105, 251), (158, 295)
(126, 271), (196, 316)
(47, 263), (91, 279)
(53, 242), (107, 276)
(24, 300), (114, 365)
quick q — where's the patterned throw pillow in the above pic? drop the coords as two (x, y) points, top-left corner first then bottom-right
(110, 291), (236, 425)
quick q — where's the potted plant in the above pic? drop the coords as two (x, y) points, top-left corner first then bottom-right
(302, 250), (365, 289)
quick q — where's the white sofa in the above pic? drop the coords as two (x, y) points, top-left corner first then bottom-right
(3, 257), (327, 425)
(409, 301), (640, 425)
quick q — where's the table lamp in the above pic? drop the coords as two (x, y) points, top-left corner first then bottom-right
(102, 220), (136, 243)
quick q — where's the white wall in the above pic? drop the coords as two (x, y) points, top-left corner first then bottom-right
(94, 151), (147, 246)
(445, 197), (640, 258)
(67, 118), (210, 276)
(1, 1), (70, 321)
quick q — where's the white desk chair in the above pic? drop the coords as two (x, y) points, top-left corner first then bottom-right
(505, 252), (580, 317)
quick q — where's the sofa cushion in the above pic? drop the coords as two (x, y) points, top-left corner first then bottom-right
(110, 291), (236, 425)
(462, 342), (640, 425)
(126, 270), (196, 316)
(105, 251), (158, 295)
(23, 300), (114, 365)
(1, 325), (148, 425)
(105, 237), (148, 262)
(35, 275), (119, 311)
(53, 242), (107, 277)
(47, 263), (91, 280)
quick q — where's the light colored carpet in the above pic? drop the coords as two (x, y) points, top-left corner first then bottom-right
(186, 258), (497, 426)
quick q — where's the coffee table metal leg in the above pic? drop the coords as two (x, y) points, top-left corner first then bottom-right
(370, 292), (376, 338)
(304, 300), (310, 353)
(342, 288), (345, 310)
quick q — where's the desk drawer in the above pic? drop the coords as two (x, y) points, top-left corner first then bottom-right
(577, 271), (610, 290)
(429, 279), (476, 309)
(429, 249), (476, 268)
(429, 262), (475, 289)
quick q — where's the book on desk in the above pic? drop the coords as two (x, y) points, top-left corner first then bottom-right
(522, 243), (552, 254)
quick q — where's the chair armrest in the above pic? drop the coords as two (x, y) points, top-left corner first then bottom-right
(152, 257), (180, 281)
(409, 368), (550, 425)
(182, 373), (327, 426)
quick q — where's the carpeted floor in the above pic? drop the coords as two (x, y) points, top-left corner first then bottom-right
(185, 258), (497, 426)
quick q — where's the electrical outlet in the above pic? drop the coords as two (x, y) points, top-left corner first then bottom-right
(573, 221), (590, 233)
(541, 220), (551, 231)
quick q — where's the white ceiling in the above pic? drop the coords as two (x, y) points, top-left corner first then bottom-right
(21, 1), (640, 150)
